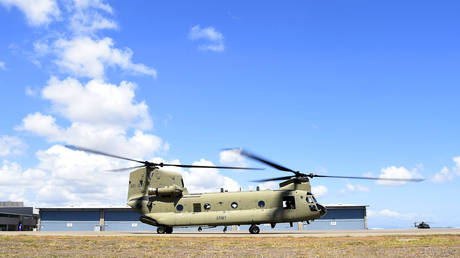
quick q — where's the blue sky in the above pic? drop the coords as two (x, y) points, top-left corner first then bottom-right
(0, 0), (459, 229)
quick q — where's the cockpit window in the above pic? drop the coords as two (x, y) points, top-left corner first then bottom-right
(306, 197), (313, 203)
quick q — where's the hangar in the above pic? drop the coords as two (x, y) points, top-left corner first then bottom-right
(0, 202), (38, 231)
(38, 204), (367, 231)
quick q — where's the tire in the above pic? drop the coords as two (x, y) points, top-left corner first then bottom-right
(157, 226), (166, 234)
(165, 227), (173, 234)
(249, 225), (260, 234)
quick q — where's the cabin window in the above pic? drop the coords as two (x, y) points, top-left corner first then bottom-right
(231, 202), (238, 209)
(282, 196), (296, 209)
(204, 203), (211, 210)
(176, 204), (183, 211)
(193, 203), (201, 212)
(258, 200), (265, 208)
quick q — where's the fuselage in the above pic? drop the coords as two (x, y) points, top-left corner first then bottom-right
(130, 189), (325, 227)
(126, 167), (326, 227)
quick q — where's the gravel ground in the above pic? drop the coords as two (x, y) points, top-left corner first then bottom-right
(0, 235), (459, 257)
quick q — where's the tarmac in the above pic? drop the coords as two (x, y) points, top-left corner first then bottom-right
(0, 228), (459, 237)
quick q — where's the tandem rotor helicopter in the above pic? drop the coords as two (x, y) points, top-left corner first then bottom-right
(66, 145), (424, 234)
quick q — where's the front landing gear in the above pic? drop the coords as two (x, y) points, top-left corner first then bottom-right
(157, 226), (173, 234)
(249, 225), (260, 234)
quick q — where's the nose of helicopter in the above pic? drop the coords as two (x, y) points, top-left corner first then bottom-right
(317, 203), (327, 217)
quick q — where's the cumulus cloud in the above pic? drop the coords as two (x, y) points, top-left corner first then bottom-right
(219, 149), (246, 166)
(0, 61), (6, 70)
(377, 166), (422, 186)
(0, 160), (47, 202)
(432, 156), (460, 183)
(41, 77), (152, 129)
(0, 0), (60, 26)
(53, 37), (156, 79)
(0, 135), (27, 156)
(27, 145), (129, 207)
(188, 25), (225, 52)
(312, 185), (328, 197)
(179, 159), (240, 193)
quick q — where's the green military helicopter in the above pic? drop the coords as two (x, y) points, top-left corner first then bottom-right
(66, 146), (424, 234)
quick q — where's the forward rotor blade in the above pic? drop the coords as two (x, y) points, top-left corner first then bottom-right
(65, 145), (145, 164)
(105, 165), (146, 172)
(310, 174), (425, 182)
(251, 175), (294, 183)
(227, 148), (296, 173)
(160, 163), (264, 170)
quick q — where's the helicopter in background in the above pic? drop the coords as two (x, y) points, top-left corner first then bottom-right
(66, 145), (424, 234)
(414, 221), (431, 229)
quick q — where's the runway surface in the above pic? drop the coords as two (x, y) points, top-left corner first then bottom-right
(1, 228), (459, 237)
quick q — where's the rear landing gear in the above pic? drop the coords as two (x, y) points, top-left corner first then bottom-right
(157, 226), (173, 234)
(249, 225), (260, 234)
(157, 226), (166, 234)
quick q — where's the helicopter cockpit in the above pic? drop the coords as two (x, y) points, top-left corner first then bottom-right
(306, 192), (327, 217)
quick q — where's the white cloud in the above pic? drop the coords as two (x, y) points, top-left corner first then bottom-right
(0, 61), (6, 70)
(0, 0), (60, 26)
(431, 156), (460, 183)
(42, 77), (152, 129)
(219, 149), (246, 166)
(377, 166), (422, 186)
(0, 135), (27, 156)
(247, 181), (278, 191)
(0, 160), (47, 203)
(453, 156), (460, 176)
(20, 116), (164, 160)
(346, 182), (370, 192)
(179, 159), (240, 193)
(33, 145), (129, 207)
(69, 0), (116, 35)
(432, 166), (453, 183)
(188, 25), (225, 52)
(312, 185), (328, 197)
(53, 37), (156, 79)
(72, 0), (113, 13)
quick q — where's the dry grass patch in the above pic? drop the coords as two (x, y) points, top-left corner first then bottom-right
(0, 235), (458, 257)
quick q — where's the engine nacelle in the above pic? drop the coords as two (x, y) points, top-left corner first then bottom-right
(148, 185), (183, 197)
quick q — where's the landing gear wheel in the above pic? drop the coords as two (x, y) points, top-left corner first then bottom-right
(249, 225), (260, 234)
(157, 226), (166, 234)
(165, 227), (173, 234)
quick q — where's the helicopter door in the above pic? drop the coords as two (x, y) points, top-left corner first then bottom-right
(282, 196), (296, 209)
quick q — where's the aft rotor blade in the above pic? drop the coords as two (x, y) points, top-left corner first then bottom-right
(227, 148), (296, 173)
(311, 174), (425, 182)
(161, 163), (264, 170)
(252, 175), (294, 183)
(105, 165), (146, 172)
(65, 145), (145, 164)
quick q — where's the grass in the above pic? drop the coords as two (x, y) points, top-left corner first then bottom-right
(0, 235), (459, 257)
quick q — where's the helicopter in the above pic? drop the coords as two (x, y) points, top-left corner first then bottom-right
(66, 145), (424, 234)
(414, 221), (431, 229)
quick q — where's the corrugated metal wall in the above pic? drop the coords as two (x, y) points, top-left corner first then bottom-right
(39, 206), (366, 231)
(104, 210), (151, 231)
(305, 207), (366, 230)
(40, 210), (100, 231)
